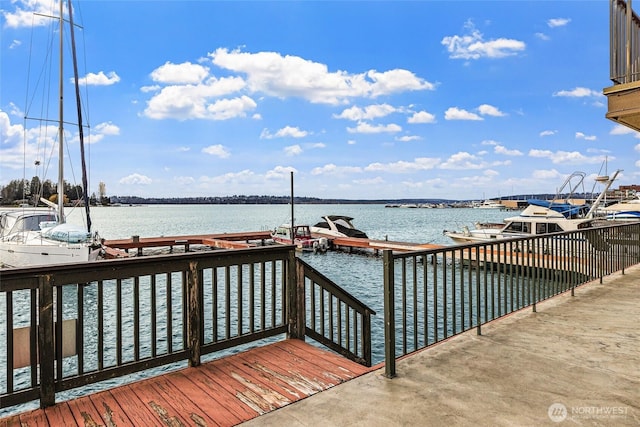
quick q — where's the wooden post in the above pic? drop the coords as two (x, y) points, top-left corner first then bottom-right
(383, 250), (396, 378)
(295, 259), (306, 340)
(187, 261), (201, 367)
(38, 275), (55, 408)
(286, 249), (302, 339)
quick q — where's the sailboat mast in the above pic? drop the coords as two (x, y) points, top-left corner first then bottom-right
(57, 0), (65, 223)
(67, 0), (92, 233)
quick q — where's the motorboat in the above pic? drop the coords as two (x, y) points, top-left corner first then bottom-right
(598, 195), (640, 221)
(272, 224), (329, 253)
(310, 215), (368, 239)
(473, 200), (504, 209)
(444, 170), (620, 244)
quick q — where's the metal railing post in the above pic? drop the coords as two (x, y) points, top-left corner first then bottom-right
(383, 250), (396, 378)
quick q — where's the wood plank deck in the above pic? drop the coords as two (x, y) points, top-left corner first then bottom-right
(1, 340), (372, 427)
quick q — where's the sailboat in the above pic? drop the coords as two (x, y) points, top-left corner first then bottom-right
(0, 0), (102, 268)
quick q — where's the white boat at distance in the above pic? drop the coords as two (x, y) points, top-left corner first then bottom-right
(310, 215), (368, 239)
(444, 170), (620, 244)
(599, 195), (640, 221)
(473, 200), (504, 209)
(272, 224), (329, 253)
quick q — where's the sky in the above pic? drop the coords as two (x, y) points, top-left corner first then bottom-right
(1, 0), (639, 201)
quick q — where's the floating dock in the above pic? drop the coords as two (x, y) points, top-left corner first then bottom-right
(102, 232), (445, 258)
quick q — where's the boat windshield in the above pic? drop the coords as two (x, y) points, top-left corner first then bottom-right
(3, 213), (57, 236)
(503, 221), (531, 234)
(535, 223), (564, 234)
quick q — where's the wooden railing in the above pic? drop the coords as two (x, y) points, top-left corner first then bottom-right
(0, 245), (375, 411)
(610, 0), (640, 84)
(383, 222), (640, 378)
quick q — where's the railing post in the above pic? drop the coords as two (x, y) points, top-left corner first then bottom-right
(295, 259), (306, 340)
(383, 250), (396, 378)
(187, 261), (201, 367)
(287, 249), (303, 339)
(38, 275), (55, 408)
(363, 310), (372, 367)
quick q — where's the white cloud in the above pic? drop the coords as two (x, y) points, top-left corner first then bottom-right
(150, 62), (210, 85)
(119, 173), (152, 185)
(441, 20), (525, 60)
(265, 165), (297, 180)
(284, 144), (303, 156)
(334, 104), (398, 121)
(396, 135), (421, 142)
(311, 164), (363, 175)
(494, 145), (523, 156)
(261, 126), (309, 139)
(477, 104), (505, 117)
(540, 130), (557, 137)
(208, 48), (435, 105)
(408, 111), (436, 124)
(575, 132), (597, 141)
(202, 144), (231, 158)
(174, 176), (195, 185)
(444, 107), (482, 121)
(547, 18), (571, 28)
(553, 87), (602, 98)
(9, 39), (22, 49)
(198, 169), (256, 185)
(353, 177), (385, 185)
(77, 71), (120, 86)
(535, 33), (550, 41)
(94, 122), (120, 136)
(364, 157), (440, 173)
(610, 124), (640, 137)
(528, 149), (608, 164)
(440, 151), (485, 170)
(532, 169), (562, 180)
(346, 122), (402, 134)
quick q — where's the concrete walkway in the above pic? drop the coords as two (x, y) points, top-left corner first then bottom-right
(241, 266), (640, 427)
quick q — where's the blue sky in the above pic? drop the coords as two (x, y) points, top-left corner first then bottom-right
(1, 0), (638, 200)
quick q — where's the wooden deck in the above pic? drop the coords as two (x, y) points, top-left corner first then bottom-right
(1, 340), (372, 427)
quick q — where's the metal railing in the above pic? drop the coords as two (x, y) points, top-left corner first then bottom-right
(297, 258), (375, 366)
(383, 222), (640, 378)
(610, 0), (640, 84)
(1, 245), (375, 411)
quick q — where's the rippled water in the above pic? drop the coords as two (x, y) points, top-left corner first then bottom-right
(2, 204), (511, 416)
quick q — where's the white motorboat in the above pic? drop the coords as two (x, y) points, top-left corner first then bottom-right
(0, 2), (102, 268)
(444, 171), (620, 244)
(310, 215), (368, 239)
(473, 200), (504, 209)
(599, 195), (640, 221)
(272, 224), (329, 253)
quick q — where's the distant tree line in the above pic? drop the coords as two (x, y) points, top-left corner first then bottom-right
(0, 177), (107, 206)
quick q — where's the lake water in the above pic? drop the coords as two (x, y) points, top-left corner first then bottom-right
(2, 204), (512, 417)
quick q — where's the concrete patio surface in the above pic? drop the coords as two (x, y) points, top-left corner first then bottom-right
(241, 266), (640, 426)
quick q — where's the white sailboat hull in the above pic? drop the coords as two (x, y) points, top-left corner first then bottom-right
(0, 234), (98, 268)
